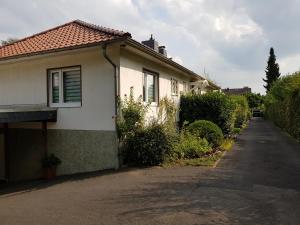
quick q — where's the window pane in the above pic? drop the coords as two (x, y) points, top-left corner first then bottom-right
(52, 72), (60, 103)
(63, 70), (81, 103)
(147, 74), (155, 102)
(171, 78), (178, 95)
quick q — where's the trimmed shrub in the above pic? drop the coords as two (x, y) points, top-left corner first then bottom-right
(230, 95), (250, 128)
(186, 120), (223, 147)
(174, 132), (212, 159)
(124, 123), (176, 166)
(179, 92), (236, 134)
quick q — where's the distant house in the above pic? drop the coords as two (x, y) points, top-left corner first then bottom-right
(0, 20), (219, 181)
(222, 86), (251, 95)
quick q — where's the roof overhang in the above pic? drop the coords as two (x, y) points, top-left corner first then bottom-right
(123, 39), (220, 89)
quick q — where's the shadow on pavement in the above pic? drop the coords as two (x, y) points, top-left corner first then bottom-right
(0, 167), (142, 196)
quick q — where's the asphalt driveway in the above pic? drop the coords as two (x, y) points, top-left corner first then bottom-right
(1, 118), (300, 225)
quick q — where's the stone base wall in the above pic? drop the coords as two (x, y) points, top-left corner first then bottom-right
(48, 130), (118, 176)
(7, 129), (118, 181)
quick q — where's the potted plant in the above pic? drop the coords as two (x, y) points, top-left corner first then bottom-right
(42, 154), (62, 179)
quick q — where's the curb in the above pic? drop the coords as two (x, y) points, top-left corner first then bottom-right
(212, 150), (227, 168)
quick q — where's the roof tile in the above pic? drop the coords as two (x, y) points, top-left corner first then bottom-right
(0, 20), (131, 60)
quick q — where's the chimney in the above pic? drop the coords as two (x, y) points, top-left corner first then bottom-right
(158, 46), (167, 57)
(142, 34), (159, 52)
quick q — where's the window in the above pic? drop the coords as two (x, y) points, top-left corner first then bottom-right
(48, 66), (81, 107)
(143, 70), (158, 103)
(183, 81), (189, 93)
(171, 78), (178, 95)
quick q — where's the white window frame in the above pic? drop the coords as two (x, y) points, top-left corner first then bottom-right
(171, 77), (178, 96)
(48, 66), (82, 108)
(143, 70), (159, 103)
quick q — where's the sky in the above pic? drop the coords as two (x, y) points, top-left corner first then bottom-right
(1, 0), (299, 94)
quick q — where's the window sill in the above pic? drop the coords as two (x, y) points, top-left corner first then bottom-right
(49, 103), (82, 108)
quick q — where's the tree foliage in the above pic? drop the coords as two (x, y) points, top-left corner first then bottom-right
(244, 93), (264, 109)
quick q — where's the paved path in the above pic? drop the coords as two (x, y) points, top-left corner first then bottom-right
(1, 118), (300, 225)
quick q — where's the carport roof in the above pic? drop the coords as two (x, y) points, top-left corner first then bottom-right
(0, 106), (57, 123)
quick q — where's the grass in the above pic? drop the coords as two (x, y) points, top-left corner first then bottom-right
(164, 138), (235, 168)
(220, 138), (235, 151)
(181, 151), (224, 166)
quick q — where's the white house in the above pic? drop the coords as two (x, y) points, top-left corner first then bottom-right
(0, 20), (219, 181)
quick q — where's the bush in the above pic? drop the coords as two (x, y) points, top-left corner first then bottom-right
(117, 92), (148, 140)
(157, 97), (178, 133)
(230, 95), (250, 128)
(179, 92), (236, 134)
(233, 128), (241, 134)
(186, 120), (223, 147)
(265, 72), (300, 140)
(173, 132), (212, 159)
(124, 123), (176, 166)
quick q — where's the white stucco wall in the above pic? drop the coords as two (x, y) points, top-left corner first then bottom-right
(0, 46), (119, 131)
(119, 48), (192, 119)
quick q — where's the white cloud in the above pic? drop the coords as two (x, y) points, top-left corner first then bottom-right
(278, 54), (300, 76)
(214, 14), (263, 41)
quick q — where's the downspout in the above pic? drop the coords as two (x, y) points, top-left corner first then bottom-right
(102, 44), (120, 169)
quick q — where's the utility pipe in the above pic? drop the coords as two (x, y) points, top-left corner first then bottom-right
(102, 44), (121, 169)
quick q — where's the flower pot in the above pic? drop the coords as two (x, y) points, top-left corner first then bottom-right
(43, 167), (57, 180)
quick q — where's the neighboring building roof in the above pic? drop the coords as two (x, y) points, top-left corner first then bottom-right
(0, 20), (131, 60)
(222, 86), (252, 95)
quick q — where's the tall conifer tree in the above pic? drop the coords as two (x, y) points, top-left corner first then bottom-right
(263, 47), (281, 92)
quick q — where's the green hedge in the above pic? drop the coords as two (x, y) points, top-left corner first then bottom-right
(179, 92), (236, 134)
(230, 95), (250, 128)
(187, 120), (223, 147)
(265, 72), (300, 140)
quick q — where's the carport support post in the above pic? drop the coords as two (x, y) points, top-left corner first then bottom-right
(4, 123), (9, 181)
(42, 121), (48, 157)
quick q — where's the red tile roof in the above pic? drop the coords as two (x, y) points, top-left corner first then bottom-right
(0, 20), (131, 60)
